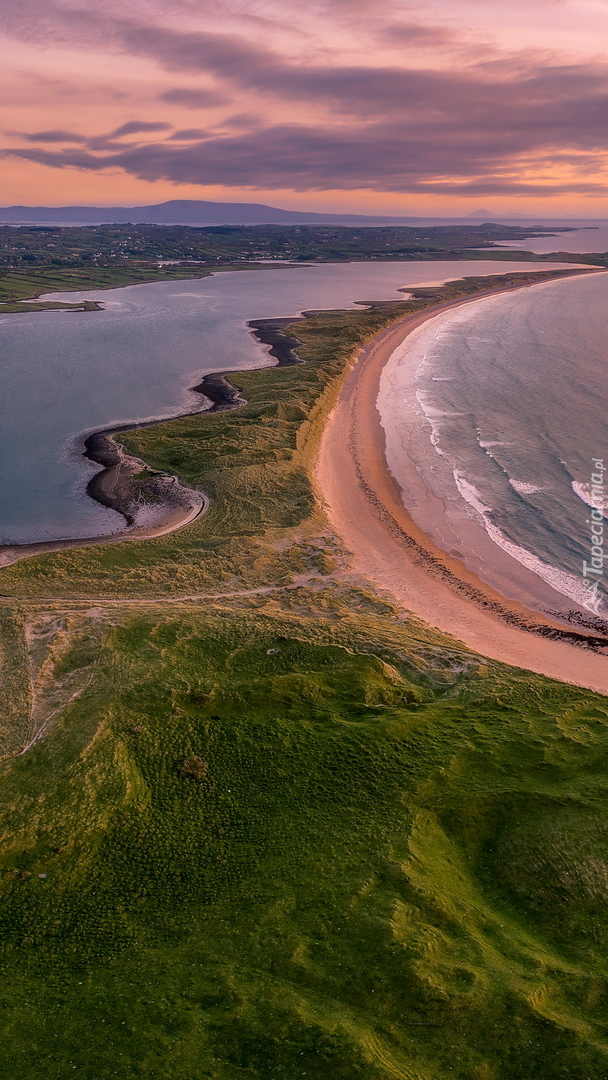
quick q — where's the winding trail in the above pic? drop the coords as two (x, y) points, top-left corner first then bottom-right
(1, 575), (332, 608)
(315, 287), (608, 696)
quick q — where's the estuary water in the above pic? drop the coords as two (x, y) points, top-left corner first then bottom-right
(0, 259), (561, 545)
(498, 220), (608, 254)
(379, 271), (608, 622)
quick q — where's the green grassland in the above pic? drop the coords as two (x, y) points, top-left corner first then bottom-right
(1, 269), (608, 1078)
(0, 263), (231, 313)
(2, 601), (608, 1079)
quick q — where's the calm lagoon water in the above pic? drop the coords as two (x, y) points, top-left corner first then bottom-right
(500, 220), (608, 254)
(0, 259), (561, 544)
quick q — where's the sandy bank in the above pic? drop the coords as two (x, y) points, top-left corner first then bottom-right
(315, 282), (608, 695)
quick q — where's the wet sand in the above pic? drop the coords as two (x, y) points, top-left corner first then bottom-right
(315, 286), (608, 695)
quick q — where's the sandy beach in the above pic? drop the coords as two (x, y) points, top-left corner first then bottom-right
(315, 285), (608, 695)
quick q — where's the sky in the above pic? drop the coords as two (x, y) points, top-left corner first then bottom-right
(1, 0), (608, 215)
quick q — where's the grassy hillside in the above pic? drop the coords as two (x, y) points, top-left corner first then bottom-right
(1, 269), (608, 1078)
(1, 600), (608, 1079)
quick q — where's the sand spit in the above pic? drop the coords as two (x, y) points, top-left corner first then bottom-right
(5, 265), (608, 703)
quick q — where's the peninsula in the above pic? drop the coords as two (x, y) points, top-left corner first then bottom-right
(1, 261), (608, 1080)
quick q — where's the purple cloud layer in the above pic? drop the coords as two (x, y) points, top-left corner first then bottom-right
(2, 0), (608, 196)
(159, 87), (228, 108)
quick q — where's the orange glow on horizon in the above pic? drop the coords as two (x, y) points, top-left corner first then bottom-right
(1, 1), (607, 216)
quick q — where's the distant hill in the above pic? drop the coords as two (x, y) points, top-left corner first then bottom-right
(0, 199), (422, 226)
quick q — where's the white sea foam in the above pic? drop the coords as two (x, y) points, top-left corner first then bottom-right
(454, 472), (606, 612)
(407, 328), (602, 612)
(414, 391), (463, 456)
(379, 271), (608, 618)
(477, 438), (510, 450)
(509, 479), (543, 495)
(572, 480), (608, 515)
(414, 392), (464, 421)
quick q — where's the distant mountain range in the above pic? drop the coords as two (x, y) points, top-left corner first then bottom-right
(0, 199), (425, 226)
(0, 199), (597, 229)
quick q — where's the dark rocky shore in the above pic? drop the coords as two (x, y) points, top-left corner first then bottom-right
(248, 317), (304, 366)
(77, 314), (302, 524)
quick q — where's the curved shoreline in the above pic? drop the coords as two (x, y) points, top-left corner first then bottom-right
(0, 430), (207, 568)
(0, 387), (223, 569)
(315, 282), (608, 695)
(1, 264), (603, 649)
(0, 339), (276, 568)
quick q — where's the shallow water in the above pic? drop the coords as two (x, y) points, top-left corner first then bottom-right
(500, 220), (608, 254)
(0, 259), (560, 545)
(380, 271), (608, 620)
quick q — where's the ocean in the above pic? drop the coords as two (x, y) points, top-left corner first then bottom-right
(379, 271), (608, 623)
(0, 259), (562, 546)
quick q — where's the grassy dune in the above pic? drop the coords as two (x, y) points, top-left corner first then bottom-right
(1, 270), (608, 1078)
(1, 602), (608, 1079)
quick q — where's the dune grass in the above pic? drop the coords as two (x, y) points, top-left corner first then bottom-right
(1, 599), (608, 1078)
(1, 269), (607, 1078)
(0, 607), (31, 759)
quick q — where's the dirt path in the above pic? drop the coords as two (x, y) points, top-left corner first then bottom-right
(0, 574), (331, 608)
